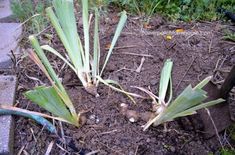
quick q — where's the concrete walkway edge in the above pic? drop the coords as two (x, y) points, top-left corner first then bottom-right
(0, 0), (21, 154)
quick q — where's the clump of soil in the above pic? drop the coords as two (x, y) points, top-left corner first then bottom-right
(14, 14), (235, 155)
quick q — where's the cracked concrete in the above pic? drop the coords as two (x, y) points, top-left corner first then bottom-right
(0, 0), (12, 20)
(0, 23), (22, 69)
(0, 1), (20, 154)
(0, 75), (17, 155)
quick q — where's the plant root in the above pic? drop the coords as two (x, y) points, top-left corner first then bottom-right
(119, 103), (155, 123)
(85, 84), (99, 97)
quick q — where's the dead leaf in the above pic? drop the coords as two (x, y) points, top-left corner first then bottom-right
(105, 43), (111, 50)
(166, 35), (173, 40)
(176, 28), (184, 33)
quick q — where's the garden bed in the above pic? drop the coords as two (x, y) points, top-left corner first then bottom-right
(14, 15), (235, 154)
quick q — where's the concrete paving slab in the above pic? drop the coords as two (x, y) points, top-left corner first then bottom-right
(0, 0), (12, 20)
(0, 75), (17, 155)
(0, 23), (22, 69)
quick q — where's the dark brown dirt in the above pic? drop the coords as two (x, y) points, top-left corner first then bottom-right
(13, 14), (235, 155)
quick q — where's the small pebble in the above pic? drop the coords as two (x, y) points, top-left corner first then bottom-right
(89, 114), (96, 120)
(95, 118), (100, 124)
(170, 146), (176, 152)
(146, 138), (151, 143)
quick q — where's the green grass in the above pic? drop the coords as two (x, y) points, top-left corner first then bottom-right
(223, 31), (235, 42)
(11, 0), (51, 34)
(221, 149), (235, 155)
(109, 0), (235, 21)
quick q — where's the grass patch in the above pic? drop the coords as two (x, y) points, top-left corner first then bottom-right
(223, 31), (235, 42)
(109, 0), (235, 21)
(11, 0), (51, 34)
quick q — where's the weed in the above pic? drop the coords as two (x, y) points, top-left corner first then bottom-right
(11, 0), (51, 34)
(109, 0), (235, 21)
(221, 149), (235, 155)
(223, 31), (235, 42)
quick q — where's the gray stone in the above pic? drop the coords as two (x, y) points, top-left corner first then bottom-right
(0, 23), (22, 69)
(0, 0), (12, 20)
(0, 75), (17, 155)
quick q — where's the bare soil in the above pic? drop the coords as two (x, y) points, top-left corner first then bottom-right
(13, 14), (235, 155)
